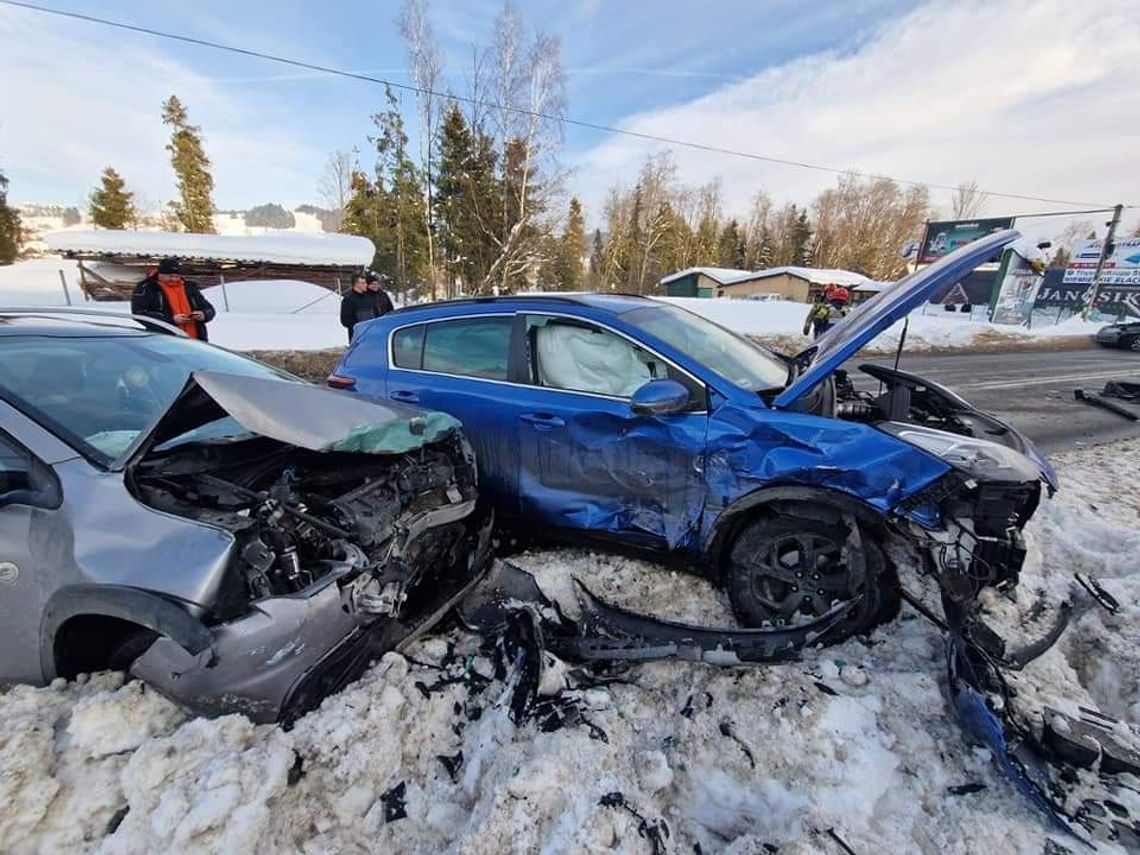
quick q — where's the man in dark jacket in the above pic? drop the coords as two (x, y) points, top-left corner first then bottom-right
(131, 258), (216, 341)
(340, 273), (378, 343)
(366, 271), (395, 316)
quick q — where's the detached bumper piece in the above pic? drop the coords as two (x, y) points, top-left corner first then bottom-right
(459, 560), (859, 667)
(947, 617), (1140, 849)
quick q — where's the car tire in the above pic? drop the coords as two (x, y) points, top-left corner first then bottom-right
(726, 514), (897, 641)
(1127, 336), (1140, 352)
(106, 629), (158, 673)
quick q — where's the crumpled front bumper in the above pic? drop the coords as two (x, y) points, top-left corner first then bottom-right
(131, 503), (494, 724)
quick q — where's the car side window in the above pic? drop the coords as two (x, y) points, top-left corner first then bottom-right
(391, 324), (425, 369)
(523, 314), (705, 408)
(416, 316), (512, 381)
(0, 434), (31, 496)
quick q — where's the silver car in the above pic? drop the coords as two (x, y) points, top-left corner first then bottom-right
(0, 310), (492, 724)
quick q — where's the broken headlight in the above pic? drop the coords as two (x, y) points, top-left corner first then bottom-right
(879, 422), (1042, 483)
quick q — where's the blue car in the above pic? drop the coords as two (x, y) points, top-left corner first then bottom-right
(330, 231), (1056, 641)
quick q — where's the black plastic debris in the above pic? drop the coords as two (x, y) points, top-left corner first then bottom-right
(825, 827), (856, 854)
(1102, 380), (1140, 403)
(1074, 388), (1138, 421)
(719, 719), (756, 769)
(814, 680), (839, 697)
(947, 783), (987, 795)
(380, 781), (407, 823)
(437, 752), (464, 783)
(598, 792), (670, 855)
(105, 806), (130, 835)
(287, 752), (305, 786)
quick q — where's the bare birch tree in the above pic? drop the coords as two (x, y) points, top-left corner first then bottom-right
(399, 0), (443, 298)
(318, 150), (354, 231)
(950, 179), (988, 219)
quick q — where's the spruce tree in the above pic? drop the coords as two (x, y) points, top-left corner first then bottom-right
(89, 166), (136, 229)
(792, 209), (813, 267)
(717, 220), (747, 269)
(552, 197), (587, 290)
(161, 95), (217, 233)
(0, 170), (21, 264)
(588, 228), (604, 289)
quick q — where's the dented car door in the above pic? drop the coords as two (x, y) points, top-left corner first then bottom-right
(513, 313), (709, 553)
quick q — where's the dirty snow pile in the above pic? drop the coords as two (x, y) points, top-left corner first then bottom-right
(2, 438), (1138, 853)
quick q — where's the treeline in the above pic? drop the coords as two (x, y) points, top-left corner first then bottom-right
(588, 154), (932, 294)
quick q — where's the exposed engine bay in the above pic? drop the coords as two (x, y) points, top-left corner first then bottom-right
(132, 432), (480, 622)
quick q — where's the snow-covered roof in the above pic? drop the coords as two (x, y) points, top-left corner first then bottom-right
(659, 267), (757, 286)
(728, 266), (873, 287)
(44, 230), (375, 268)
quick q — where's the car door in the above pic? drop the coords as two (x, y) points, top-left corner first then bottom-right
(384, 313), (522, 511)
(0, 429), (63, 683)
(513, 312), (709, 553)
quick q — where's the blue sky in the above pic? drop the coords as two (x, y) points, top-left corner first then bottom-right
(2, 0), (1138, 233)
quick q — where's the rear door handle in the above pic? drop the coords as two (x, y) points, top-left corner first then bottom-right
(519, 412), (564, 429)
(389, 389), (419, 403)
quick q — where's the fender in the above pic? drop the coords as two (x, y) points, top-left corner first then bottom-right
(703, 484), (891, 574)
(40, 584), (214, 680)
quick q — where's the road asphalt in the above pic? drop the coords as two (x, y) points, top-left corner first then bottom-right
(850, 347), (1140, 454)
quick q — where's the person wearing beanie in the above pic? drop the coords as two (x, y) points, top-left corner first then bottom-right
(130, 258), (216, 340)
(365, 271), (395, 317)
(341, 272), (380, 343)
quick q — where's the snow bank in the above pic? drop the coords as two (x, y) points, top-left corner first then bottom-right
(3, 439), (1139, 853)
(44, 230), (374, 267)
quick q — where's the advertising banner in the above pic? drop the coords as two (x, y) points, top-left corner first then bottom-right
(990, 250), (1041, 325)
(918, 217), (1015, 264)
(1062, 237), (1140, 286)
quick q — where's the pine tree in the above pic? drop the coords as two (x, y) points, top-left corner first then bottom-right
(0, 170), (21, 264)
(588, 228), (604, 289)
(161, 95), (216, 233)
(551, 197), (587, 290)
(89, 166), (136, 229)
(792, 209), (813, 267)
(717, 219), (746, 269)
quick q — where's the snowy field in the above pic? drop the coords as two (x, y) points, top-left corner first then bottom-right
(0, 258), (1100, 354)
(2, 438), (1137, 854)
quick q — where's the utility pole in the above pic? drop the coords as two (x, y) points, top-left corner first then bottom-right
(1082, 203), (1123, 319)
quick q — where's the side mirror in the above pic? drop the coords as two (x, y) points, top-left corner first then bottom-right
(630, 379), (689, 416)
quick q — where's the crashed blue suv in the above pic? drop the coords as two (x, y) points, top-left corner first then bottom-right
(331, 231), (1056, 642)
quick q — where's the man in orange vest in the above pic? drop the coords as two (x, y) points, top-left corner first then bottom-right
(131, 258), (216, 340)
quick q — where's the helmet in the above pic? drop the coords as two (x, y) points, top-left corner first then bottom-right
(828, 286), (850, 305)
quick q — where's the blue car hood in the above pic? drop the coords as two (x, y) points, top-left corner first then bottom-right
(773, 229), (1021, 409)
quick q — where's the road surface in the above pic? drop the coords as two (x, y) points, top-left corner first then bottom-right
(849, 348), (1140, 453)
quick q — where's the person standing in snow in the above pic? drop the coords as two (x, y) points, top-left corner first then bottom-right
(803, 292), (833, 339)
(366, 271), (395, 317)
(341, 273), (380, 343)
(131, 258), (215, 341)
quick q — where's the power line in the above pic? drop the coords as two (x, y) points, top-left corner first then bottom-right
(2, 0), (1130, 211)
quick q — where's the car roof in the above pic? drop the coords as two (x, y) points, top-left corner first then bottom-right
(387, 292), (657, 317)
(0, 309), (181, 338)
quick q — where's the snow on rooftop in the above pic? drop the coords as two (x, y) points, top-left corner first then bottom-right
(738, 266), (874, 287)
(659, 266), (756, 286)
(44, 230), (375, 268)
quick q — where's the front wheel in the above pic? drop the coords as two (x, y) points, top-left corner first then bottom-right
(726, 514), (897, 641)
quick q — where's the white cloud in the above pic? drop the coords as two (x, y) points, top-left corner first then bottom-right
(572, 0), (1140, 231)
(0, 6), (322, 209)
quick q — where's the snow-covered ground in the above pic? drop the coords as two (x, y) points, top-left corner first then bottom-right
(661, 296), (1100, 355)
(0, 258), (1100, 355)
(2, 439), (1137, 854)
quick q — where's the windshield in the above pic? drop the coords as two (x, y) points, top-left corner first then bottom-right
(623, 304), (789, 391)
(0, 332), (296, 462)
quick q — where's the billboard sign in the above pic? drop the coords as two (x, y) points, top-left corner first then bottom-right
(990, 249), (1041, 325)
(1062, 237), (1140, 286)
(918, 218), (1015, 264)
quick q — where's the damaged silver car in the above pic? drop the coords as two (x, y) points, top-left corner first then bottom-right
(0, 310), (492, 723)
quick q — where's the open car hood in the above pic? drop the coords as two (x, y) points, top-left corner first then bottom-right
(114, 370), (461, 470)
(773, 229), (1020, 408)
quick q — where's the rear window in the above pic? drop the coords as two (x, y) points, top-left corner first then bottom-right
(394, 316), (512, 381)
